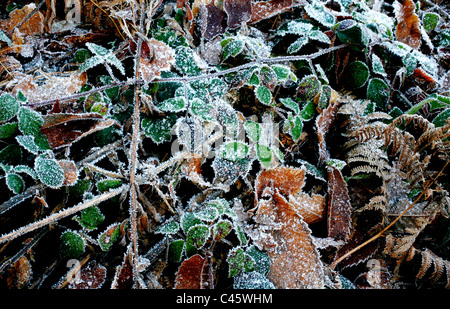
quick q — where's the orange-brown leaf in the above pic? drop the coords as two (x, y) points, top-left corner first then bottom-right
(327, 165), (352, 242)
(139, 39), (175, 83)
(6, 4), (44, 36)
(394, 0), (421, 49)
(255, 166), (306, 201)
(250, 0), (293, 24)
(174, 254), (209, 289)
(59, 160), (78, 186)
(6, 256), (32, 289)
(251, 190), (325, 288)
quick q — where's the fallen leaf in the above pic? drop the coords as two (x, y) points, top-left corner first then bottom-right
(315, 88), (340, 164)
(250, 0), (293, 24)
(59, 160), (78, 186)
(251, 189), (325, 288)
(111, 248), (134, 289)
(67, 261), (107, 289)
(224, 0), (253, 29)
(394, 0), (421, 49)
(40, 113), (119, 149)
(4, 3), (45, 36)
(199, 2), (227, 40)
(6, 256), (32, 289)
(181, 153), (211, 187)
(327, 165), (352, 242)
(139, 38), (175, 83)
(174, 254), (210, 289)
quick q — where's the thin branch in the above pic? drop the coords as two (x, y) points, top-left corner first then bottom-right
(0, 186), (126, 245)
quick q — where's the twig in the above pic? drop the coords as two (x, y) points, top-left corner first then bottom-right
(0, 186), (126, 245)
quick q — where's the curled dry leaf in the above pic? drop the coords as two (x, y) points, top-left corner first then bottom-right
(250, 189), (325, 288)
(181, 153), (211, 188)
(224, 0), (253, 29)
(199, 2), (227, 41)
(394, 0), (421, 49)
(174, 254), (210, 289)
(327, 165), (352, 242)
(111, 247), (134, 289)
(40, 113), (120, 149)
(139, 39), (175, 83)
(67, 261), (107, 289)
(58, 160), (79, 186)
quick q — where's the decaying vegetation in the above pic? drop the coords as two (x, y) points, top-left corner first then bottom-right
(0, 0), (449, 289)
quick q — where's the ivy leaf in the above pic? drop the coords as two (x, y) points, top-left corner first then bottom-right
(141, 114), (176, 144)
(34, 156), (65, 189)
(255, 85), (272, 106)
(0, 93), (19, 122)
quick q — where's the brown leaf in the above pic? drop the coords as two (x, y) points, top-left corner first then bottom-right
(5, 3), (45, 36)
(250, 0), (293, 24)
(111, 249), (134, 289)
(251, 189), (325, 288)
(394, 0), (421, 49)
(255, 166), (306, 201)
(199, 2), (227, 40)
(6, 256), (32, 289)
(327, 165), (352, 242)
(139, 39), (175, 83)
(40, 113), (119, 149)
(59, 160), (78, 186)
(224, 0), (252, 29)
(67, 261), (107, 289)
(174, 254), (209, 289)
(315, 88), (340, 164)
(290, 192), (326, 225)
(181, 153), (210, 187)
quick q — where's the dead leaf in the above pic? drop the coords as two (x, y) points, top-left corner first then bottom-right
(6, 256), (32, 289)
(250, 0), (293, 24)
(327, 165), (352, 242)
(111, 248), (134, 289)
(12, 72), (87, 103)
(199, 2), (227, 41)
(192, 0), (213, 19)
(174, 254), (210, 289)
(224, 0), (253, 29)
(315, 88), (340, 164)
(251, 189), (325, 288)
(40, 113), (119, 149)
(67, 261), (107, 289)
(59, 160), (79, 186)
(139, 39), (175, 83)
(394, 0), (421, 49)
(5, 3), (45, 36)
(181, 153), (211, 187)
(290, 192), (326, 224)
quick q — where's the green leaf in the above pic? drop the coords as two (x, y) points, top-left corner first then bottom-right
(213, 220), (233, 241)
(346, 61), (370, 89)
(304, 1), (335, 27)
(0, 145), (22, 165)
(14, 165), (37, 179)
(280, 98), (300, 114)
(169, 239), (185, 262)
(190, 98), (214, 121)
(181, 212), (203, 234)
(0, 122), (18, 139)
(244, 120), (262, 142)
(432, 108), (450, 127)
(372, 54), (387, 77)
(98, 223), (122, 251)
(194, 205), (220, 222)
(255, 85), (272, 106)
(309, 30), (331, 44)
(297, 75), (321, 102)
(367, 78), (390, 109)
(0, 93), (20, 122)
(16, 135), (40, 154)
(246, 245), (270, 275)
(34, 156), (65, 189)
(271, 65), (291, 82)
(334, 19), (368, 49)
(18, 107), (44, 137)
(227, 247), (253, 277)
(290, 115), (303, 141)
(287, 36), (309, 54)
(300, 101), (315, 121)
(221, 142), (249, 161)
(156, 221), (180, 235)
(141, 114), (176, 144)
(174, 46), (201, 76)
(75, 206), (105, 230)
(96, 179), (123, 193)
(158, 97), (186, 112)
(186, 224), (210, 249)
(6, 173), (25, 194)
(0, 29), (12, 46)
(222, 39), (245, 60)
(60, 231), (85, 259)
(423, 12), (440, 32)
(277, 20), (313, 36)
(256, 144), (272, 167)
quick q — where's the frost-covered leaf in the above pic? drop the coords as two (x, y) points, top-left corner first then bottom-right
(394, 0), (421, 49)
(14, 165), (37, 179)
(422, 12), (440, 32)
(334, 19), (369, 49)
(75, 206), (105, 230)
(157, 97), (186, 112)
(98, 223), (121, 251)
(222, 38), (245, 61)
(96, 179), (123, 193)
(6, 173), (24, 194)
(81, 43), (125, 75)
(213, 219), (233, 241)
(174, 46), (202, 76)
(186, 224), (210, 249)
(190, 98), (214, 121)
(194, 205), (220, 222)
(139, 39), (175, 82)
(255, 85), (272, 106)
(304, 0), (335, 27)
(256, 144), (272, 167)
(432, 108), (450, 127)
(284, 114), (303, 141)
(141, 114), (176, 144)
(0, 93), (19, 122)
(34, 156), (65, 189)
(287, 36), (309, 54)
(16, 135), (40, 154)
(181, 212), (203, 234)
(199, 1), (227, 40)
(221, 142), (249, 161)
(300, 102), (315, 121)
(67, 261), (107, 289)
(0, 122), (18, 139)
(297, 75), (321, 102)
(156, 221), (180, 235)
(0, 145), (22, 166)
(60, 231), (85, 259)
(280, 98), (300, 114)
(227, 247), (253, 277)
(224, 0), (252, 29)
(367, 78), (390, 109)
(346, 61), (369, 89)
(17, 107), (44, 137)
(233, 271), (275, 289)
(174, 254), (209, 289)
(244, 120), (262, 142)
(372, 53), (387, 77)
(169, 239), (185, 262)
(0, 29), (12, 46)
